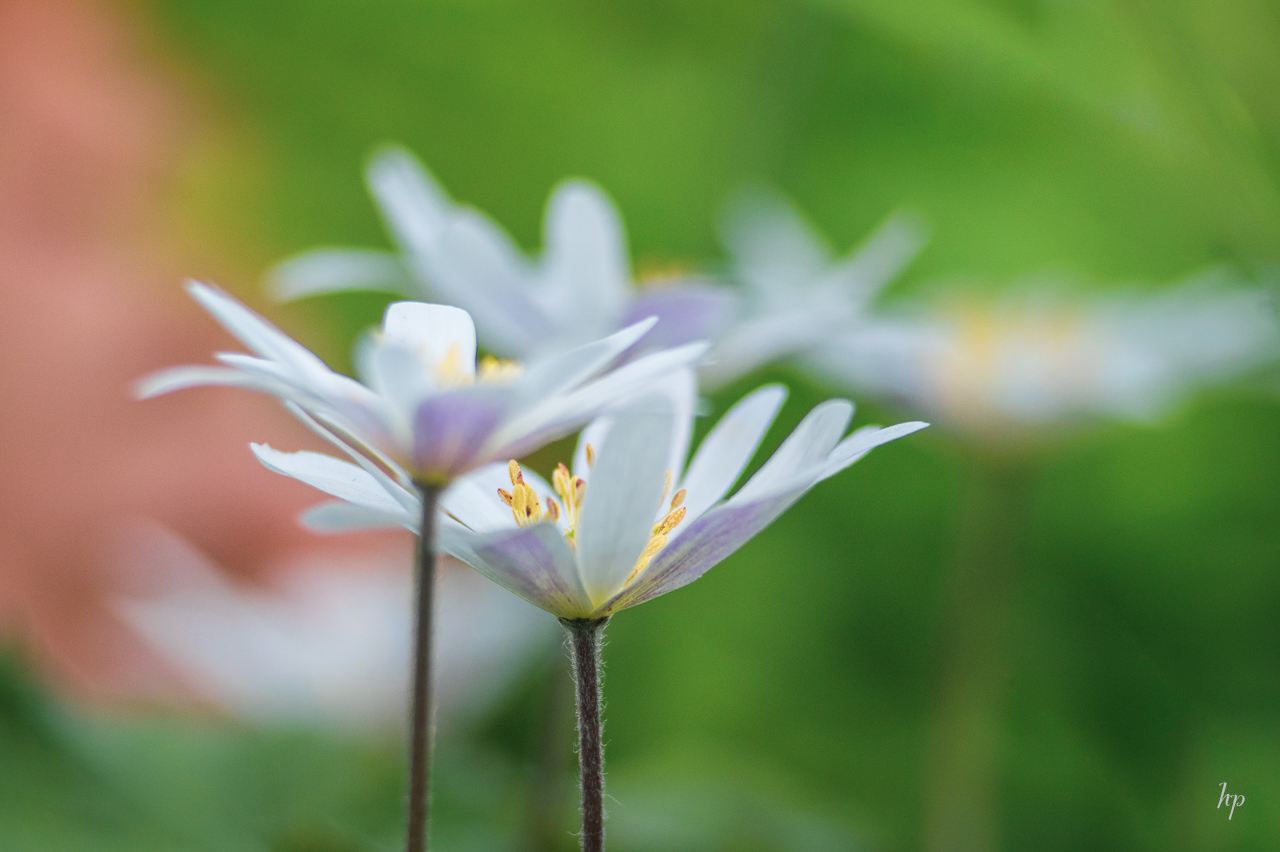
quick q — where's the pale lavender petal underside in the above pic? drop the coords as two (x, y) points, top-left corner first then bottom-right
(412, 388), (509, 480)
(624, 285), (737, 352)
(601, 484), (807, 613)
(438, 523), (590, 618)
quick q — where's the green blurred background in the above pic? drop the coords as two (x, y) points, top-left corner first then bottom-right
(5, 0), (1280, 850)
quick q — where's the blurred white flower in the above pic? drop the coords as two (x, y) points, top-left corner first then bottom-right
(270, 148), (734, 366)
(803, 272), (1280, 429)
(116, 523), (554, 727)
(269, 149), (924, 389)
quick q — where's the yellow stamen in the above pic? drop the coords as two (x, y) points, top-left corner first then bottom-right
(506, 459), (543, 527)
(546, 497), (561, 523)
(478, 354), (523, 383)
(497, 488), (513, 506)
(432, 342), (470, 387)
(652, 506), (686, 538)
(658, 469), (673, 508)
(670, 489), (686, 510)
(584, 443), (596, 469)
(627, 535), (668, 583)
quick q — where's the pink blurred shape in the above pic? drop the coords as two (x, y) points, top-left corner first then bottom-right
(0, 0), (398, 702)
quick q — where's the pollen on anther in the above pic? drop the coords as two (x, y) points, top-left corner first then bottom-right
(546, 497), (561, 522)
(670, 489), (686, 510)
(497, 488), (513, 506)
(508, 459), (524, 485)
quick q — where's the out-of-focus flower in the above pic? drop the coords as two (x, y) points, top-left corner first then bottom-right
(116, 523), (555, 727)
(705, 189), (927, 388)
(140, 284), (707, 487)
(270, 148), (735, 363)
(803, 273), (1280, 430)
(269, 150), (924, 390)
(260, 372), (927, 619)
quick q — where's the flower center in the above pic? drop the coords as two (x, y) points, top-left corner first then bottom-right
(496, 451), (687, 582)
(432, 344), (523, 388)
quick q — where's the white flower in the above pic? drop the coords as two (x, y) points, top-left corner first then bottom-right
(803, 272), (1280, 428)
(139, 282), (707, 486)
(116, 526), (555, 727)
(258, 372), (927, 619)
(268, 149), (923, 390)
(270, 148), (735, 365)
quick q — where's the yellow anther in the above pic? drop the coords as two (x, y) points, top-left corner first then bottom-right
(584, 443), (596, 469)
(652, 506), (686, 538)
(546, 497), (561, 523)
(506, 459), (543, 527)
(659, 469), (673, 507)
(497, 488), (513, 506)
(670, 489), (686, 510)
(478, 354), (523, 384)
(627, 534), (668, 583)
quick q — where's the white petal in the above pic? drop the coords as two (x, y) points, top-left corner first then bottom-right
(283, 401), (418, 508)
(575, 396), (677, 604)
(251, 444), (411, 519)
(267, 249), (414, 301)
(367, 343), (438, 427)
(366, 146), (455, 255)
(540, 180), (630, 334)
(677, 384), (787, 525)
(601, 481), (810, 614)
(187, 282), (333, 378)
(489, 341), (710, 459)
(301, 501), (416, 533)
(134, 365), (288, 399)
(429, 211), (552, 357)
(572, 416), (613, 485)
(514, 316), (658, 405)
(816, 421), (929, 482)
(720, 189), (831, 295)
(382, 301), (477, 383)
(730, 398), (853, 503)
(823, 211), (927, 302)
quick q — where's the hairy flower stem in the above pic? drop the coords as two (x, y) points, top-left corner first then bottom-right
(563, 616), (609, 852)
(406, 483), (443, 852)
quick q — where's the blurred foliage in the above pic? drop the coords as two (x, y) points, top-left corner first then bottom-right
(5, 0), (1280, 849)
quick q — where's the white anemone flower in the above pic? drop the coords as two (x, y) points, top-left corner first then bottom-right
(259, 372), (927, 619)
(270, 147), (735, 367)
(115, 524), (554, 728)
(139, 282), (708, 488)
(803, 273), (1280, 429)
(268, 149), (923, 391)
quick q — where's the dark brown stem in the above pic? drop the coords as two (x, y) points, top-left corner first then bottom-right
(562, 617), (609, 852)
(406, 482), (443, 852)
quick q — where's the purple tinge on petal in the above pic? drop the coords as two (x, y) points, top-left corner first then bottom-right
(600, 485), (806, 614)
(412, 388), (508, 481)
(624, 285), (737, 352)
(442, 523), (591, 619)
